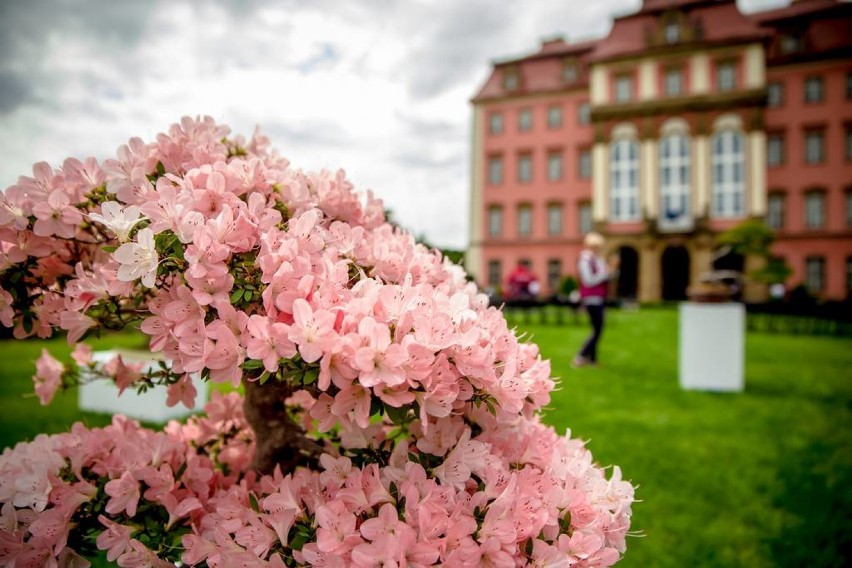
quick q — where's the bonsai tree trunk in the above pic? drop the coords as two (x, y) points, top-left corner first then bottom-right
(242, 378), (324, 475)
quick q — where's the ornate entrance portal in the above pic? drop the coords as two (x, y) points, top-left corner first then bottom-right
(661, 246), (690, 301)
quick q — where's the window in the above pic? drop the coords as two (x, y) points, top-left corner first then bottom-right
(579, 149), (592, 179)
(717, 62), (736, 92)
(768, 82), (783, 107)
(767, 193), (785, 230)
(711, 130), (745, 218)
(578, 102), (591, 125)
(547, 259), (562, 293)
(547, 151), (563, 181)
(578, 202), (592, 234)
(665, 21), (680, 44)
(615, 75), (633, 102)
(804, 76), (824, 103)
(517, 154), (532, 183)
(805, 191), (825, 229)
(547, 105), (563, 129)
(547, 203), (563, 236)
(767, 133), (785, 167)
(517, 204), (532, 237)
(659, 133), (691, 220)
(805, 256), (825, 293)
(503, 69), (519, 90)
(781, 35), (802, 54)
(489, 112), (503, 135)
(563, 62), (577, 82)
(487, 260), (501, 287)
(518, 109), (532, 132)
(488, 155), (503, 185)
(805, 130), (825, 164)
(665, 69), (683, 97)
(610, 138), (640, 221)
(847, 72), (852, 99)
(487, 206), (503, 237)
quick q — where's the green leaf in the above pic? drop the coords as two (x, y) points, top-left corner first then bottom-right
(386, 404), (410, 425)
(302, 367), (318, 385)
(244, 290), (253, 302)
(230, 289), (244, 304)
(241, 359), (264, 370)
(102, 245), (118, 253)
(248, 493), (260, 513)
(156, 161), (166, 176)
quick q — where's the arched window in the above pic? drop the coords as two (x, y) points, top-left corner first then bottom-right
(711, 129), (745, 217)
(659, 133), (690, 220)
(609, 138), (640, 221)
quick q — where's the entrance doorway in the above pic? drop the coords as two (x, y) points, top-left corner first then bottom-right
(661, 246), (690, 301)
(617, 246), (639, 299)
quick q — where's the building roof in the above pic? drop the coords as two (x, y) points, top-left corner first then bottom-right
(590, 0), (768, 62)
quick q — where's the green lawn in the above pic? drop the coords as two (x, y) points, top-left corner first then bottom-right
(1, 307), (850, 567)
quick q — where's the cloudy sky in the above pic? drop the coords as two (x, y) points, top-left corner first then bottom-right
(0, 0), (787, 249)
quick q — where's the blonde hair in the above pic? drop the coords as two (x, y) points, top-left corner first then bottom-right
(583, 232), (604, 248)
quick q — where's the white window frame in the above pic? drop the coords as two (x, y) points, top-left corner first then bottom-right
(518, 154), (532, 183)
(805, 130), (825, 164)
(805, 192), (825, 229)
(767, 193), (785, 230)
(517, 205), (532, 237)
(659, 133), (691, 219)
(805, 256), (825, 293)
(665, 21), (680, 44)
(767, 134), (784, 167)
(547, 203), (562, 236)
(489, 113), (503, 135)
(547, 151), (563, 181)
(717, 62), (736, 92)
(547, 259), (562, 292)
(768, 82), (783, 107)
(609, 138), (640, 221)
(488, 206), (503, 237)
(547, 105), (562, 129)
(488, 156), (503, 185)
(665, 69), (683, 97)
(711, 130), (745, 218)
(615, 75), (633, 102)
(487, 260), (502, 287)
(804, 76), (824, 103)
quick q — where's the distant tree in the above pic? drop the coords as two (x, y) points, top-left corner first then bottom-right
(717, 219), (792, 285)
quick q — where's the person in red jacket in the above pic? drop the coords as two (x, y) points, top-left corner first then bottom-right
(573, 232), (619, 367)
(506, 262), (539, 301)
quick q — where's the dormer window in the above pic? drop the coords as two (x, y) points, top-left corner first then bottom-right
(562, 61), (577, 82)
(781, 34), (803, 54)
(503, 68), (519, 90)
(665, 21), (680, 44)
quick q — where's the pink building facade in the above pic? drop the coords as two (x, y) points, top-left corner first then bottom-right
(467, 0), (852, 301)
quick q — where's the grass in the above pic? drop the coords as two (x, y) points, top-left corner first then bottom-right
(1, 307), (850, 567)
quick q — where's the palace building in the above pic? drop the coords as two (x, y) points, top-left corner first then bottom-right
(466, 0), (852, 302)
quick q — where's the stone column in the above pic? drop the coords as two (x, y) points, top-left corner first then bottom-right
(694, 135), (710, 217)
(641, 138), (658, 219)
(639, 240), (660, 302)
(748, 130), (767, 217)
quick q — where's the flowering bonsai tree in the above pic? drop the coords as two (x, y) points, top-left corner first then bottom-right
(0, 117), (633, 567)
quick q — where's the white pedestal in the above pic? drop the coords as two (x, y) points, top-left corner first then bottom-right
(679, 302), (744, 392)
(78, 350), (207, 422)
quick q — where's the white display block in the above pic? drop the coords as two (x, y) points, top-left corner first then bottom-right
(78, 350), (207, 422)
(679, 302), (744, 392)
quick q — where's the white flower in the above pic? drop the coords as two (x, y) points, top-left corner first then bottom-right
(89, 201), (144, 242)
(114, 228), (158, 287)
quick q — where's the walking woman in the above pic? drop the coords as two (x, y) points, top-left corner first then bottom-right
(573, 232), (619, 367)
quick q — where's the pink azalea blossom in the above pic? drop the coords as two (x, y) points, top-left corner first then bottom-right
(113, 227), (159, 287)
(87, 201), (144, 242)
(33, 349), (63, 405)
(104, 471), (140, 517)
